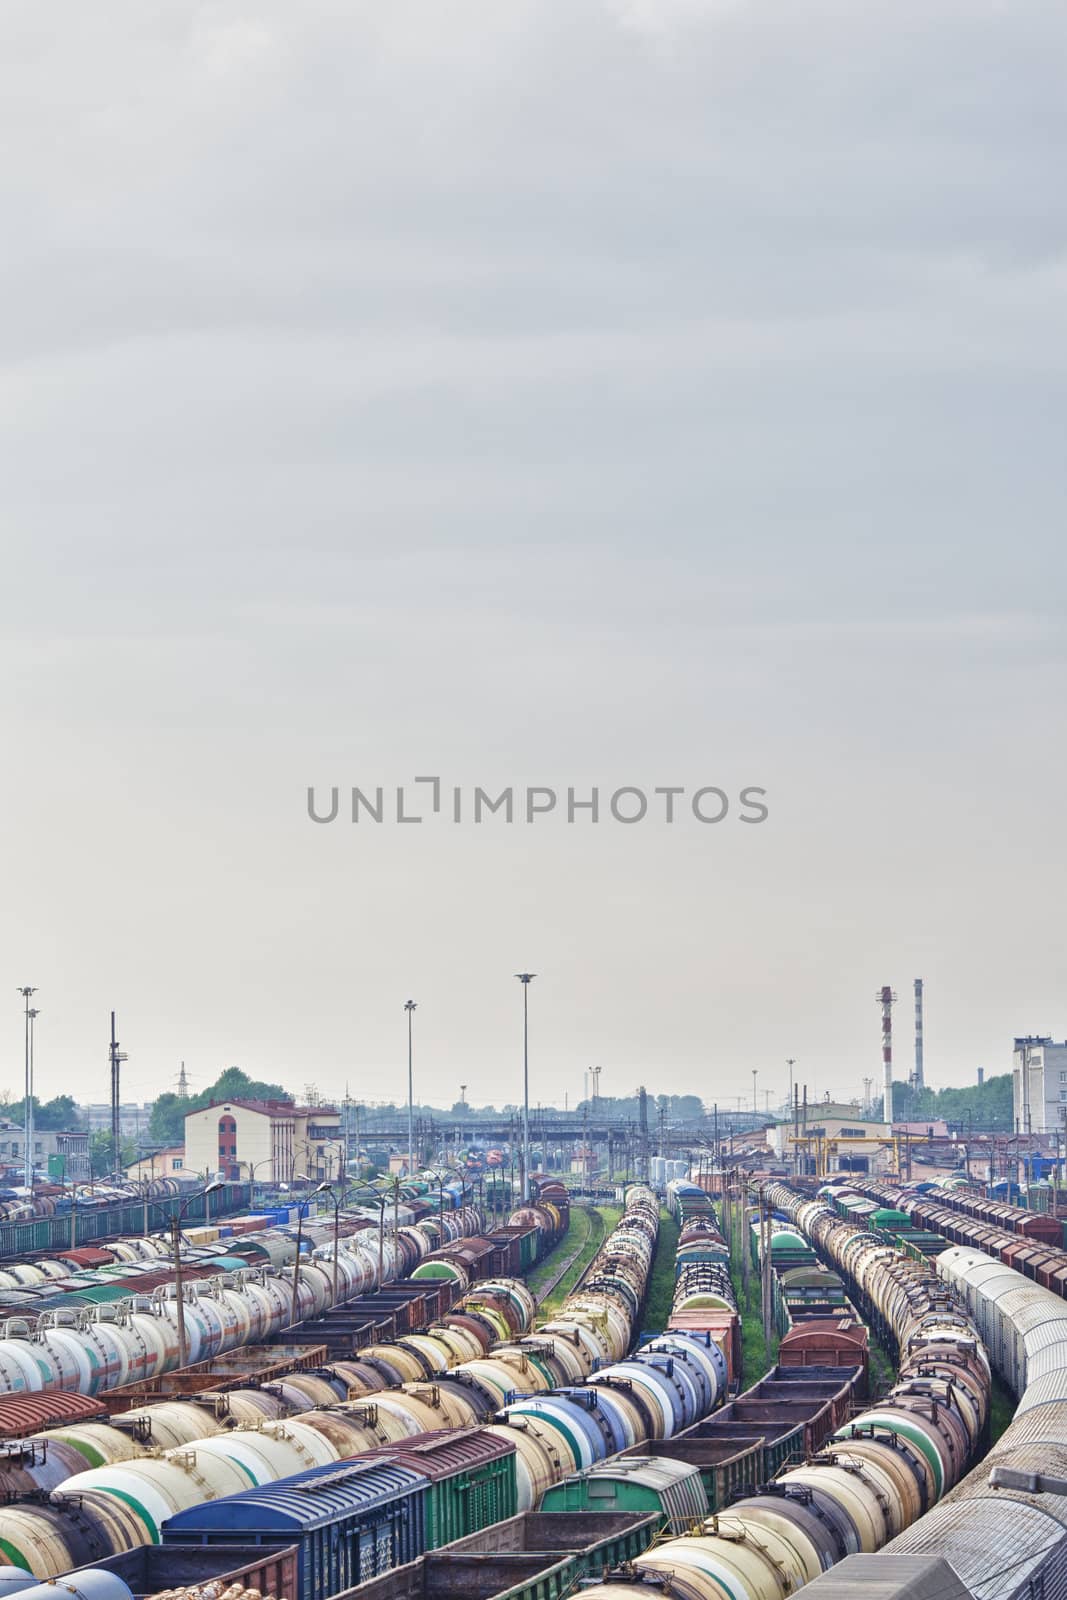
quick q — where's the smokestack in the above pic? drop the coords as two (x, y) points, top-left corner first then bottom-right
(913, 979), (925, 1090)
(977, 1067), (985, 1087)
(877, 986), (897, 1125)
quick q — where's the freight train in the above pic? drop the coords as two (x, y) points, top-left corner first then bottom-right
(665, 1182), (740, 1385)
(0, 1184), (254, 1262)
(0, 1187), (730, 1582)
(875, 1243), (1067, 1599)
(0, 1202), (495, 1398)
(826, 1175), (1067, 1295)
(569, 1182), (991, 1600)
(749, 1215), (870, 1384)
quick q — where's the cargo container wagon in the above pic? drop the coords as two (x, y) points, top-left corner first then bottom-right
(159, 1461), (427, 1600)
(326, 1511), (660, 1600)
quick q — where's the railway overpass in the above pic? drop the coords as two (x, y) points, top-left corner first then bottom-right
(349, 1110), (767, 1164)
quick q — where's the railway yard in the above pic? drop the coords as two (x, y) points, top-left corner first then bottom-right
(0, 1171), (1061, 1600)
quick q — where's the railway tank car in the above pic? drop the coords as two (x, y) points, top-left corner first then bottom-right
(570, 1183), (990, 1600)
(0, 1202), (496, 1401)
(0, 1186), (727, 1577)
(873, 1244), (1067, 1600)
(665, 1182), (740, 1386)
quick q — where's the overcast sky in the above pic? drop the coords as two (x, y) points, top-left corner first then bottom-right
(2, 1), (1065, 1117)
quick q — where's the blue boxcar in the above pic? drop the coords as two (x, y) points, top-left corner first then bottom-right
(161, 1461), (426, 1600)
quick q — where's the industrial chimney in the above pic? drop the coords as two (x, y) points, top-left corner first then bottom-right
(877, 986), (897, 1125)
(913, 979), (925, 1090)
(977, 1067), (985, 1087)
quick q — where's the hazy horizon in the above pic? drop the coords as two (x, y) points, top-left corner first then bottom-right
(3, 2), (1064, 1114)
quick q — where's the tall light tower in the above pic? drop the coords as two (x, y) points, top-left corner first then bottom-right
(404, 1000), (417, 1177)
(877, 986), (897, 1125)
(17, 989), (38, 1192)
(786, 1058), (796, 1118)
(516, 974), (536, 1202)
(752, 1068), (758, 1117)
(109, 1012), (127, 1177)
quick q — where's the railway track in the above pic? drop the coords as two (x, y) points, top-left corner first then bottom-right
(534, 1201), (606, 1305)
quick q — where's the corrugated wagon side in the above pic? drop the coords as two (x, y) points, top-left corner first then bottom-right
(160, 1460), (428, 1600)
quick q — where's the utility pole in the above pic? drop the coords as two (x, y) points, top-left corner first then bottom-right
(760, 1185), (774, 1346)
(740, 1170), (751, 1289)
(17, 988), (38, 1192)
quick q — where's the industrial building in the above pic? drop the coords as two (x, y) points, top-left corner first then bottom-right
(769, 1114), (893, 1175)
(183, 1097), (343, 1184)
(0, 1122), (90, 1182)
(1013, 1036), (1067, 1134)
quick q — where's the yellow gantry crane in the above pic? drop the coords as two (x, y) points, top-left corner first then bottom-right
(787, 1132), (914, 1180)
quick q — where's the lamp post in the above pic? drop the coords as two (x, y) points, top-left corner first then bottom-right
(291, 1178), (329, 1327)
(515, 974), (535, 1202)
(386, 1174), (402, 1272)
(752, 1068), (758, 1118)
(405, 1001), (417, 1178)
(425, 1164), (466, 1232)
(243, 1157), (272, 1194)
(318, 1182), (344, 1305)
(70, 1181), (85, 1249)
(349, 1183), (388, 1292)
(324, 1140), (348, 1198)
(172, 1180), (222, 1368)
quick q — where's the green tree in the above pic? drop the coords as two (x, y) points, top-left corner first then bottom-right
(210, 1067), (292, 1104)
(148, 1093), (186, 1146)
(873, 1074), (1014, 1132)
(36, 1095), (84, 1131)
(90, 1130), (137, 1177)
(3, 1095), (86, 1131)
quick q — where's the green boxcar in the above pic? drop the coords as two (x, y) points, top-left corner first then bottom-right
(627, 1436), (767, 1513)
(359, 1430), (519, 1554)
(540, 1457), (708, 1534)
(72, 1284), (136, 1304)
(425, 1450), (518, 1549)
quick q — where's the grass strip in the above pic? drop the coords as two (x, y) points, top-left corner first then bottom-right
(537, 1205), (621, 1316)
(642, 1207), (681, 1333)
(528, 1205), (590, 1298)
